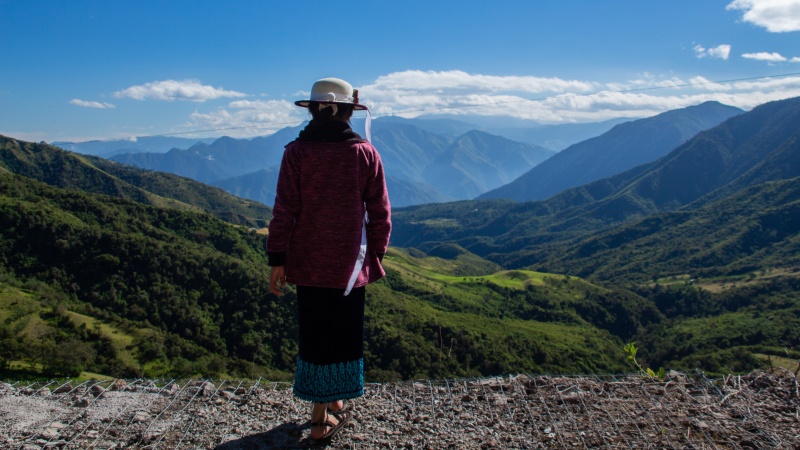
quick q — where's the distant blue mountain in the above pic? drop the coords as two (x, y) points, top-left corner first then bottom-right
(480, 101), (744, 202)
(52, 136), (216, 158)
(410, 113), (632, 150)
(64, 104), (742, 208)
(110, 125), (302, 184)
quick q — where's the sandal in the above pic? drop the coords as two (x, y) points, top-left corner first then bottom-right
(311, 410), (352, 441)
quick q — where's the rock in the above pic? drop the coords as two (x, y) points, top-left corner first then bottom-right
(192, 381), (216, 396)
(90, 385), (105, 397)
(667, 370), (688, 383)
(53, 384), (72, 394)
(40, 428), (59, 440)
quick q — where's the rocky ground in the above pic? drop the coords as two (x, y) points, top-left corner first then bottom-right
(1, 370), (798, 449)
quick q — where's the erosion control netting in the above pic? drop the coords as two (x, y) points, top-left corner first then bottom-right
(1, 370), (798, 449)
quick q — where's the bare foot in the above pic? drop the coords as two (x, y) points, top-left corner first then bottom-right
(328, 400), (344, 411)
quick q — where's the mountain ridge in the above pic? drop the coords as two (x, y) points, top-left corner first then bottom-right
(391, 96), (800, 278)
(480, 101), (744, 202)
(0, 135), (271, 227)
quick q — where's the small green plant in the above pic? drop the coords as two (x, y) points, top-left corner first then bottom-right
(624, 342), (664, 379)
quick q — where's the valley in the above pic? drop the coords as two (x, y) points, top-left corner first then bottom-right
(1, 96), (799, 382)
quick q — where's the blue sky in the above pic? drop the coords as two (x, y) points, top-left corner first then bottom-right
(2, 0), (800, 142)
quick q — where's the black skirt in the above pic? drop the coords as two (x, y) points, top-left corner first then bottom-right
(293, 285), (365, 403)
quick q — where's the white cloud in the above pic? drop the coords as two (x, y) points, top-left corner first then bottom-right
(70, 99), (115, 109)
(187, 99), (301, 137)
(114, 79), (247, 102)
(168, 70), (800, 138)
(368, 70), (597, 95)
(742, 51), (789, 61)
(694, 44), (732, 60)
(727, 0), (800, 32)
(350, 70), (800, 124)
(792, 56), (800, 62)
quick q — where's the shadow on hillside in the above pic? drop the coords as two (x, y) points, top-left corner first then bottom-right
(215, 421), (327, 449)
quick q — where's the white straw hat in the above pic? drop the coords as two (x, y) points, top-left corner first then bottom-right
(295, 77), (373, 141)
(295, 78), (368, 111)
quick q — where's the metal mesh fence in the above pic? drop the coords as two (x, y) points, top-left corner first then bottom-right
(1, 370), (798, 449)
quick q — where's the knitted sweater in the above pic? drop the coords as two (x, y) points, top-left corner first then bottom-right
(266, 120), (391, 289)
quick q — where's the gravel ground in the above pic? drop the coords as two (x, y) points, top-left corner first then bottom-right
(1, 370), (798, 449)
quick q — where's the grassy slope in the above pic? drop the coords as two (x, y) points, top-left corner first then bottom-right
(0, 282), (145, 377)
(368, 248), (638, 379)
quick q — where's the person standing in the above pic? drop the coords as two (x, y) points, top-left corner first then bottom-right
(267, 78), (391, 441)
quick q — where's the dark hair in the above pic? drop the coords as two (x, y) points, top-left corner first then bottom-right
(308, 101), (354, 121)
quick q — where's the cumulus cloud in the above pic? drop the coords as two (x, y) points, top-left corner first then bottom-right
(187, 99), (300, 137)
(114, 79), (246, 102)
(742, 51), (789, 61)
(348, 69), (800, 124)
(70, 99), (115, 109)
(367, 70), (597, 96)
(173, 70), (800, 138)
(357, 70), (600, 117)
(694, 44), (732, 59)
(727, 0), (800, 32)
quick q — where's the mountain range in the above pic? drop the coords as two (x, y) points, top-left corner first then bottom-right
(106, 122), (555, 207)
(390, 96), (800, 282)
(2, 96), (800, 380)
(0, 135), (271, 227)
(480, 101), (743, 202)
(53, 136), (216, 158)
(82, 104), (735, 208)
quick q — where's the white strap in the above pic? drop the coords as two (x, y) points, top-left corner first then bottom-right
(311, 91), (354, 103)
(364, 108), (372, 142)
(344, 215), (368, 296)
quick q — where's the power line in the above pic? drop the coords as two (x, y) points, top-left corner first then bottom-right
(98, 71), (800, 142)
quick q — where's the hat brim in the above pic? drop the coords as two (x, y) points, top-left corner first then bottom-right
(295, 100), (368, 111)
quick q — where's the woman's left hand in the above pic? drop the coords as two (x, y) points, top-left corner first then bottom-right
(270, 266), (286, 296)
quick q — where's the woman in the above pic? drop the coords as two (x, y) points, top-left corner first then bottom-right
(267, 78), (391, 441)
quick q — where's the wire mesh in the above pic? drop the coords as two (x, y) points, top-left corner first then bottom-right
(0, 370), (797, 449)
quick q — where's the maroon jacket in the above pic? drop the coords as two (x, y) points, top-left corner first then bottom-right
(267, 122), (391, 290)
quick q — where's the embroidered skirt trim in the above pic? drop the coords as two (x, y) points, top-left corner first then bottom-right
(293, 357), (364, 403)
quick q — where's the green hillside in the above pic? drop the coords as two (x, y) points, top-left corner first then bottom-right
(0, 170), (647, 380)
(392, 97), (800, 278)
(367, 248), (664, 379)
(4, 97), (800, 383)
(0, 135), (272, 228)
(528, 177), (800, 282)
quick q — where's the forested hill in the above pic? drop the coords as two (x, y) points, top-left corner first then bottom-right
(0, 135), (271, 228)
(0, 169), (660, 380)
(1, 128), (799, 380)
(391, 96), (800, 279)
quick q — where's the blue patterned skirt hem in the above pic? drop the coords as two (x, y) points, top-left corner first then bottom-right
(293, 357), (364, 403)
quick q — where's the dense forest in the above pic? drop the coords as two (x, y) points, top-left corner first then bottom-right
(0, 170), (655, 379)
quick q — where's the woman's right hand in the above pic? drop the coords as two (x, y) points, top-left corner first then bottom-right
(270, 266), (286, 296)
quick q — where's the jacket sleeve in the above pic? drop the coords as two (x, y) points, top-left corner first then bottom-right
(364, 147), (391, 254)
(266, 145), (301, 265)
